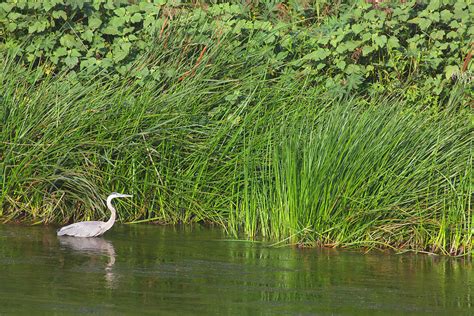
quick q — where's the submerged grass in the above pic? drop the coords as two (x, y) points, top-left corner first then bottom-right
(1, 41), (472, 256)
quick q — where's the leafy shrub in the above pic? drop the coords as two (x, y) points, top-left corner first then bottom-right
(0, 0), (472, 102)
(0, 0), (166, 76)
(272, 0), (473, 99)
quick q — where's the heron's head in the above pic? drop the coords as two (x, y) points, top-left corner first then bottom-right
(109, 192), (133, 199)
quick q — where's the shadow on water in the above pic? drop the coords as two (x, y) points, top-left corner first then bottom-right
(0, 224), (472, 314)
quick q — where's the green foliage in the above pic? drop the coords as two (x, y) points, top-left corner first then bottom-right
(0, 0), (472, 100)
(275, 0), (473, 98)
(0, 0), (164, 77)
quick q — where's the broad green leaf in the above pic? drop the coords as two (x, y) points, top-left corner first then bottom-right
(408, 17), (432, 31)
(70, 49), (81, 57)
(316, 63), (325, 70)
(352, 8), (362, 19)
(365, 10), (377, 21)
(123, 27), (134, 34)
(51, 55), (59, 64)
(435, 42), (448, 50)
(336, 44), (346, 54)
(346, 73), (363, 90)
(60, 34), (77, 48)
(54, 46), (68, 57)
(43, 0), (54, 11)
(140, 2), (160, 14)
(336, 41), (358, 54)
(26, 21), (36, 33)
(100, 58), (114, 69)
(88, 16), (102, 29)
(102, 25), (119, 35)
(27, 53), (35, 62)
(67, 0), (85, 9)
(80, 58), (98, 70)
(449, 20), (460, 28)
(52, 10), (67, 20)
(418, 18), (432, 30)
(345, 64), (361, 75)
(81, 29), (93, 42)
(362, 45), (375, 56)
(387, 37), (400, 50)
(130, 13), (142, 23)
(426, 0), (440, 11)
(429, 12), (440, 23)
(374, 35), (387, 48)
(115, 7), (127, 17)
(136, 40), (147, 49)
(429, 57), (442, 68)
(303, 49), (330, 61)
(454, 0), (467, 13)
(64, 56), (79, 68)
(127, 4), (140, 14)
(361, 33), (371, 42)
(26, 44), (37, 53)
(8, 12), (23, 20)
(109, 17), (125, 28)
(104, 0), (115, 10)
(336, 60), (346, 70)
(112, 42), (131, 62)
(446, 31), (458, 39)
(444, 65), (459, 80)
(28, 21), (45, 33)
(0, 3), (14, 13)
(143, 15), (155, 28)
(440, 9), (452, 22)
(7, 22), (17, 31)
(317, 36), (329, 45)
(431, 30), (445, 40)
(351, 24), (364, 35)
(456, 9), (469, 22)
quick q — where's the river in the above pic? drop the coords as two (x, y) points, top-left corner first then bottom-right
(0, 224), (471, 314)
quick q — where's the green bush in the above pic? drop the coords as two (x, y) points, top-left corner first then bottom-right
(288, 0), (474, 98)
(1, 0), (472, 101)
(0, 0), (166, 76)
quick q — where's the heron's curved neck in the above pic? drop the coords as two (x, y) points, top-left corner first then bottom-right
(106, 196), (116, 226)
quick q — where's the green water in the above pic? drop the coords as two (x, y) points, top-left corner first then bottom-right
(0, 225), (472, 315)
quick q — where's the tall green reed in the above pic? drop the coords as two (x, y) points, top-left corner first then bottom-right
(229, 98), (472, 255)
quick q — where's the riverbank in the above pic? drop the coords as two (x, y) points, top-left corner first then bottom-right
(1, 1), (472, 256)
(1, 55), (471, 256)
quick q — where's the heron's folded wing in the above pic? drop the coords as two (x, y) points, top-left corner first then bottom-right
(57, 221), (104, 237)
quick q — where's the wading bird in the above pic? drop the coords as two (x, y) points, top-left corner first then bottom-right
(57, 192), (132, 237)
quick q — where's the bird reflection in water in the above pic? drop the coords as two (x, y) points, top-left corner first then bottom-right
(58, 237), (118, 288)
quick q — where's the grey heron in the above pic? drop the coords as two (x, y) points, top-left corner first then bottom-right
(57, 192), (132, 237)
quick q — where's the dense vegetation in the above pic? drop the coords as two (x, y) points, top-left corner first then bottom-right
(1, 0), (472, 256)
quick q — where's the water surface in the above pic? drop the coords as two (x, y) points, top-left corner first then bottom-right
(0, 224), (472, 314)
